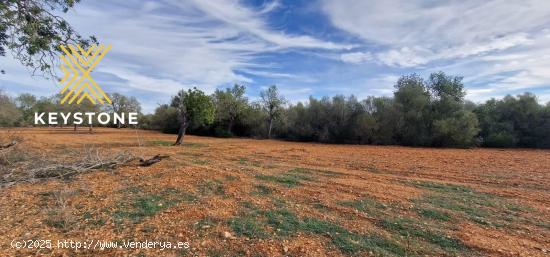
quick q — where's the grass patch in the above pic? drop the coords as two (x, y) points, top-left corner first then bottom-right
(184, 142), (208, 148)
(336, 192), (476, 255)
(302, 217), (407, 256)
(255, 174), (302, 187)
(238, 157), (262, 167)
(408, 180), (523, 228)
(264, 208), (302, 236)
(416, 208), (451, 221)
(82, 211), (106, 227)
(252, 184), (273, 195)
(192, 159), (210, 165)
(197, 180), (225, 196)
(255, 168), (315, 187)
(44, 210), (74, 230)
(148, 140), (173, 146)
(339, 197), (388, 217)
(239, 157), (248, 165)
(224, 175), (239, 181)
(147, 141), (206, 148)
(229, 216), (268, 239)
(113, 187), (195, 224)
(378, 217), (467, 254)
(290, 167), (343, 177)
(229, 201), (408, 256)
(114, 194), (173, 223)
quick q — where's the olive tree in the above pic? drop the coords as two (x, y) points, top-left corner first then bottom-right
(106, 93), (142, 128)
(212, 84), (248, 135)
(171, 88), (214, 145)
(259, 85), (286, 139)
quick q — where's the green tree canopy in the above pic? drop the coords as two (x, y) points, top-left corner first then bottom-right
(212, 84), (248, 135)
(171, 87), (215, 145)
(0, 0), (95, 76)
(260, 85), (286, 139)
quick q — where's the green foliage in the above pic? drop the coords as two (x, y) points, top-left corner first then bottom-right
(474, 93), (550, 148)
(0, 90), (22, 127)
(3, 68), (550, 149)
(150, 104), (180, 133)
(138, 72), (549, 149)
(0, 0), (96, 76)
(393, 74), (432, 146)
(432, 110), (479, 147)
(260, 85), (286, 138)
(15, 93), (37, 125)
(212, 84), (248, 135)
(105, 93), (142, 128)
(171, 87), (215, 128)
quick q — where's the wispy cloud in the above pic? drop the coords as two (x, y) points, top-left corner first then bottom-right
(322, 0), (550, 102)
(2, 0), (550, 112)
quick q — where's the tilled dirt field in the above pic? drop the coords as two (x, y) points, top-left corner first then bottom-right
(0, 128), (549, 256)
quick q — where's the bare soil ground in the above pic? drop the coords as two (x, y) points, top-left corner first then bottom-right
(0, 128), (549, 256)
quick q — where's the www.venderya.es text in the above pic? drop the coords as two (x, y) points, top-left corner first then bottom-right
(11, 239), (190, 251)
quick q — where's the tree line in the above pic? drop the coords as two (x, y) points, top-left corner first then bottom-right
(0, 92), (141, 132)
(1, 72), (549, 148)
(134, 71), (550, 148)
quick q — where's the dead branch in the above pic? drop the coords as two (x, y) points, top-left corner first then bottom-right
(0, 151), (137, 188)
(0, 141), (17, 150)
(1, 144), (171, 188)
(31, 151), (137, 179)
(139, 155), (170, 167)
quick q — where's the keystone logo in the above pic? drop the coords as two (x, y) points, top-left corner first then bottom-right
(58, 44), (112, 105)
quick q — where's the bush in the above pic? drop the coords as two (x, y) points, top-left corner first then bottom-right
(484, 132), (518, 148)
(432, 111), (480, 147)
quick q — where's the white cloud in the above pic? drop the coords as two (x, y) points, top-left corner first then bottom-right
(322, 0), (550, 100)
(186, 0), (352, 50)
(340, 52), (372, 64)
(322, 0), (550, 66)
(322, 0), (550, 47)
(375, 47), (431, 67)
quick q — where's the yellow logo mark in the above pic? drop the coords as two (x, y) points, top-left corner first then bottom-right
(58, 44), (112, 105)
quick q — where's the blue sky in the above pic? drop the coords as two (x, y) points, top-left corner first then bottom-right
(2, 0), (550, 113)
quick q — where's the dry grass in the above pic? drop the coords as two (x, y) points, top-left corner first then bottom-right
(0, 127), (549, 256)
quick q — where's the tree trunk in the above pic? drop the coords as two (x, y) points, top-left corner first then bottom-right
(74, 124), (77, 132)
(89, 124), (93, 134)
(117, 122), (122, 129)
(268, 118), (273, 139)
(174, 124), (187, 145)
(174, 115), (189, 145)
(227, 118), (234, 135)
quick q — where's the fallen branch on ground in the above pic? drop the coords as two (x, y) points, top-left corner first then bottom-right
(0, 141), (17, 150)
(139, 154), (170, 167)
(31, 151), (137, 179)
(1, 151), (136, 187)
(1, 146), (172, 188)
